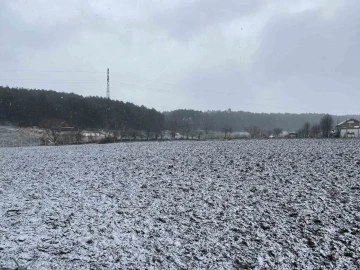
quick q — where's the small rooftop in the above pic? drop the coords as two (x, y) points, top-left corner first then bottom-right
(336, 118), (359, 127)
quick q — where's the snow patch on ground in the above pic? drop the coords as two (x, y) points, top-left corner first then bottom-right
(0, 126), (41, 147)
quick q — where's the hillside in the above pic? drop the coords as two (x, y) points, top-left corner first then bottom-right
(0, 125), (41, 147)
(0, 86), (164, 135)
(164, 109), (360, 132)
(1, 86), (359, 134)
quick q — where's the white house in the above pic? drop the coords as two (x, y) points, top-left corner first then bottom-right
(332, 119), (360, 138)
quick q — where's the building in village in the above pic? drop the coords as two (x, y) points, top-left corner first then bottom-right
(332, 119), (360, 138)
(287, 132), (297, 138)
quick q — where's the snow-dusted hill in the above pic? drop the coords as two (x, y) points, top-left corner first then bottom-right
(1, 140), (359, 269)
(0, 126), (41, 147)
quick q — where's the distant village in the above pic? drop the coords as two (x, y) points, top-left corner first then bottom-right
(19, 118), (360, 146)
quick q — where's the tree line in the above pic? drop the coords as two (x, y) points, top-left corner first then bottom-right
(164, 109), (358, 139)
(297, 114), (335, 138)
(0, 86), (164, 140)
(1, 87), (358, 140)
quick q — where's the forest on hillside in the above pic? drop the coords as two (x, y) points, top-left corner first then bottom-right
(1, 86), (359, 138)
(164, 109), (359, 134)
(0, 86), (164, 137)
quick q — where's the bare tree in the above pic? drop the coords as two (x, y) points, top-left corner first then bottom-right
(273, 128), (283, 138)
(157, 130), (165, 140)
(297, 128), (304, 138)
(195, 129), (203, 140)
(222, 126), (233, 139)
(145, 129), (152, 141)
(112, 129), (120, 142)
(261, 129), (271, 138)
(228, 127), (233, 139)
(246, 126), (261, 139)
(202, 115), (213, 140)
(203, 125), (210, 140)
(180, 118), (192, 139)
(119, 124), (128, 142)
(320, 114), (334, 138)
(75, 129), (83, 144)
(167, 119), (178, 140)
(310, 124), (321, 138)
(39, 118), (65, 145)
(128, 128), (138, 141)
(302, 122), (310, 138)
(138, 131), (145, 141)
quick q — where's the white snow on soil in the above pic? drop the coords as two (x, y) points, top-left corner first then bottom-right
(0, 126), (40, 147)
(1, 140), (360, 269)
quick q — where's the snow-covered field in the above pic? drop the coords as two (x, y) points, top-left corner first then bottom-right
(1, 140), (360, 269)
(0, 126), (41, 148)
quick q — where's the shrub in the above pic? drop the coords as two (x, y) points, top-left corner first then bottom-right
(97, 137), (116, 144)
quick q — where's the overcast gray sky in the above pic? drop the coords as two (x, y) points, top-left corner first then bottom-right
(1, 0), (358, 114)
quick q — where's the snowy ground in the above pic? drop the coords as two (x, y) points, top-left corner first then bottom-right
(0, 126), (41, 147)
(1, 140), (360, 269)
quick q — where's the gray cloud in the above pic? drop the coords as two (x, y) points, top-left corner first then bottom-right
(0, 0), (359, 114)
(153, 0), (266, 41)
(248, 0), (360, 113)
(253, 1), (360, 82)
(181, 62), (256, 110)
(0, 1), (81, 69)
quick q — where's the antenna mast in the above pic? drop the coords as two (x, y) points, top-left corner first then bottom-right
(106, 68), (110, 99)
